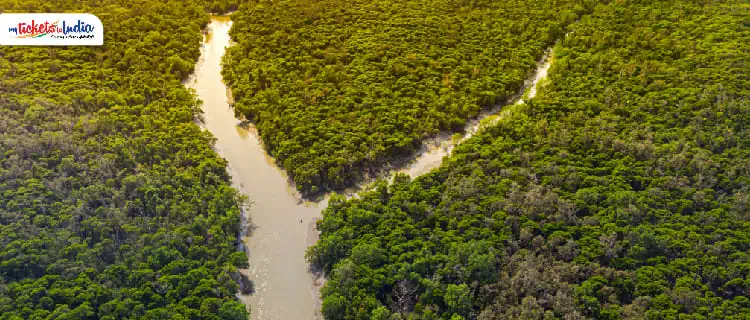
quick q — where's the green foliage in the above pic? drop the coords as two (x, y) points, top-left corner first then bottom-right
(310, 0), (750, 319)
(444, 284), (471, 317)
(323, 295), (348, 320)
(223, 0), (595, 195)
(0, 0), (248, 318)
(196, 0), (242, 14)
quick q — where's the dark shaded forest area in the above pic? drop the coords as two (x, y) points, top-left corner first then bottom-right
(0, 0), (249, 319)
(309, 0), (750, 319)
(223, 0), (600, 195)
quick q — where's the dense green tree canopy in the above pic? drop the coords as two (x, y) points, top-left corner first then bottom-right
(197, 0), (242, 14)
(0, 0), (249, 318)
(309, 0), (750, 319)
(223, 0), (598, 195)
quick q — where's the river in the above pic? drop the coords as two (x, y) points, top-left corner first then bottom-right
(187, 16), (326, 320)
(187, 15), (553, 320)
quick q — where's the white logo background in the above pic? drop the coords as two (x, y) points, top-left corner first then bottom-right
(0, 13), (103, 46)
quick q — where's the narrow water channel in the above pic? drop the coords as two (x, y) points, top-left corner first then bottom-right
(396, 52), (553, 179)
(187, 15), (554, 320)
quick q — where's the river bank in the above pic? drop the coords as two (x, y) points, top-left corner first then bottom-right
(187, 16), (325, 320)
(187, 14), (555, 320)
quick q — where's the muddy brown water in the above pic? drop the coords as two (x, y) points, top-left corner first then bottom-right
(187, 16), (326, 320)
(187, 15), (553, 320)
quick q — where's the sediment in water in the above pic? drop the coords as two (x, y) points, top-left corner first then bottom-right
(187, 14), (557, 319)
